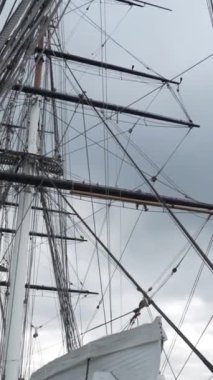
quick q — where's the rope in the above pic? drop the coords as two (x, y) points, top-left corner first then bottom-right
(177, 315), (213, 378)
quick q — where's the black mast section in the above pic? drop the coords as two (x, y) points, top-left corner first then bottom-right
(114, 0), (172, 11)
(1, 171), (213, 214)
(13, 85), (199, 128)
(0, 228), (87, 242)
(0, 281), (98, 295)
(36, 48), (179, 85)
(25, 284), (98, 295)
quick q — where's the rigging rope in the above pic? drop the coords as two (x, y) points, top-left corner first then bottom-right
(176, 315), (213, 378)
(39, 37), (213, 369)
(54, 185), (213, 373)
(206, 0), (213, 26)
(67, 67), (213, 275)
(52, 34), (199, 206)
(162, 228), (213, 373)
(82, 102), (109, 333)
(83, 209), (143, 334)
(73, 0), (165, 78)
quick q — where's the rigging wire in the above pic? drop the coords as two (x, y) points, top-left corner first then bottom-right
(49, 41), (198, 205)
(20, 189), (41, 378)
(83, 209), (143, 334)
(90, 6), (132, 58)
(1, 0), (213, 374)
(207, 0), (213, 26)
(0, 0), (6, 15)
(53, 184), (213, 373)
(0, 0), (73, 113)
(23, 215), (43, 379)
(100, 0), (113, 333)
(62, 124), (193, 201)
(150, 128), (191, 182)
(82, 309), (134, 335)
(72, 0), (167, 78)
(82, 102), (109, 334)
(42, 41), (213, 372)
(108, 116), (193, 198)
(74, 1), (213, 96)
(149, 215), (211, 296)
(162, 228), (213, 373)
(167, 83), (192, 122)
(52, 28), (187, 133)
(50, 35), (198, 202)
(176, 315), (213, 378)
(74, 218), (116, 332)
(66, 66), (213, 274)
(65, 0), (94, 14)
(66, 2), (213, 127)
(172, 52), (213, 81)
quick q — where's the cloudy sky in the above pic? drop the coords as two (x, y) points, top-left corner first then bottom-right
(1, 1), (213, 380)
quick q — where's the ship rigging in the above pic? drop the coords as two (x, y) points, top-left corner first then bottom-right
(0, 1), (212, 379)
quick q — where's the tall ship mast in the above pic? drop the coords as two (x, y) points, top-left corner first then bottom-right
(0, 1), (212, 379)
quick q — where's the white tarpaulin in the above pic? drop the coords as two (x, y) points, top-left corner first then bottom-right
(92, 372), (116, 380)
(31, 317), (165, 380)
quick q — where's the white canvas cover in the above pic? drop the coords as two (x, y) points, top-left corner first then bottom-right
(31, 317), (165, 380)
(92, 372), (115, 380)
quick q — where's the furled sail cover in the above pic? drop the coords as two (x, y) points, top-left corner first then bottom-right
(31, 317), (165, 380)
